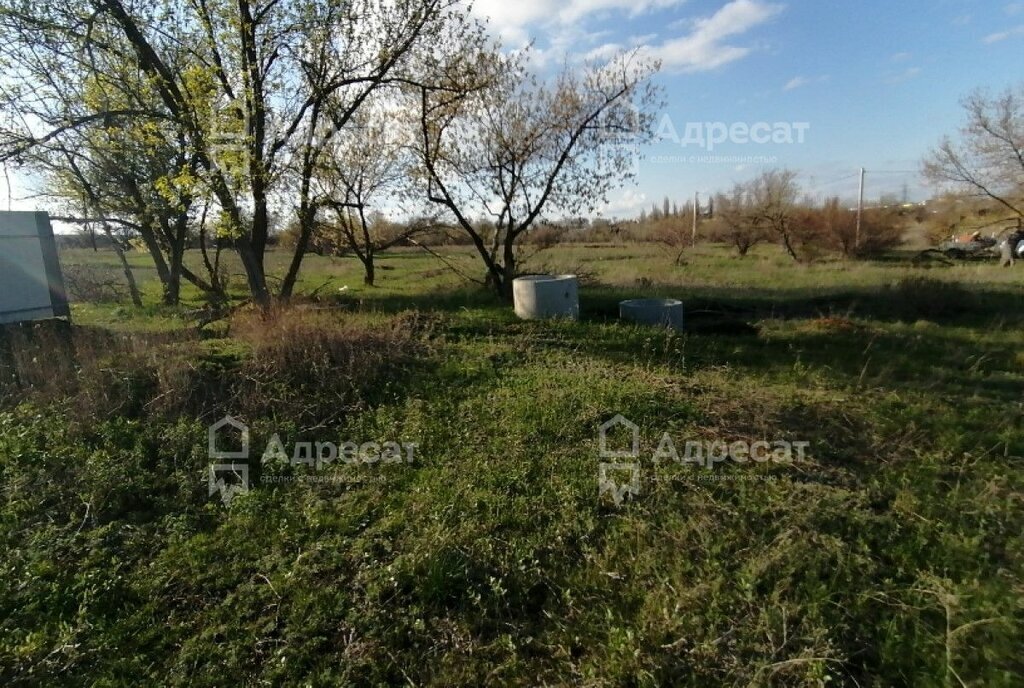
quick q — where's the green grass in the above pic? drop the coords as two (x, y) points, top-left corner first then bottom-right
(2, 242), (1022, 685)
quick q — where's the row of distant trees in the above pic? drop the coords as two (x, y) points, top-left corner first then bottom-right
(641, 169), (910, 262)
(297, 81), (1024, 273)
(274, 171), (916, 266)
(544, 82), (1024, 263)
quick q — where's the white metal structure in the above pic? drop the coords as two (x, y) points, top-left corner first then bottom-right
(0, 212), (69, 324)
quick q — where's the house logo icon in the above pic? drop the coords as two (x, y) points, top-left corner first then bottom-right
(598, 414), (641, 506)
(208, 463), (250, 507)
(208, 415), (250, 460)
(599, 462), (641, 506)
(599, 414), (639, 459)
(207, 416), (250, 506)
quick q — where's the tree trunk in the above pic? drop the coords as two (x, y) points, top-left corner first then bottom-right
(499, 235), (517, 302)
(236, 237), (271, 307)
(162, 210), (190, 306)
(103, 224), (143, 307)
(165, 256), (182, 305)
(363, 248), (375, 287)
(780, 231), (800, 262)
(137, 223), (173, 296)
(280, 220), (312, 299)
(280, 199), (320, 299)
(197, 218), (225, 299)
(181, 267), (217, 295)
(244, 155), (272, 305)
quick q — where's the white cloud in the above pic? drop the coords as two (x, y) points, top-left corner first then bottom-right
(629, 33), (659, 45)
(582, 42), (626, 62)
(641, 0), (785, 73)
(783, 73), (828, 92)
(885, 67), (922, 84)
(472, 0), (687, 46)
(470, 0), (545, 44)
(784, 76), (808, 90)
(473, 0), (782, 73)
(890, 51), (912, 62)
(983, 25), (1024, 43)
(600, 188), (648, 216)
(529, 26), (616, 68)
(559, 0), (686, 24)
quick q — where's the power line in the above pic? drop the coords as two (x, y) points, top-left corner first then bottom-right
(800, 172), (861, 201)
(817, 172), (861, 186)
(801, 171), (859, 186)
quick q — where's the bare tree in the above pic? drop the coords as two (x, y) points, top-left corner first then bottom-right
(315, 108), (428, 286)
(276, 0), (486, 298)
(813, 197), (904, 258)
(710, 184), (769, 257)
(651, 206), (692, 265)
(923, 85), (1024, 220)
(817, 197), (854, 256)
(746, 169), (803, 261)
(416, 51), (661, 299)
(54, 123), (216, 304)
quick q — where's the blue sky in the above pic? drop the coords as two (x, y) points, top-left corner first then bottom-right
(2, 0), (1020, 222)
(473, 0), (1024, 217)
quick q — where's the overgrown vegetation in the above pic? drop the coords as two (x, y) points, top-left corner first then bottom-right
(1, 243), (1021, 686)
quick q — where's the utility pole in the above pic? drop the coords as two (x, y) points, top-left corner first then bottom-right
(692, 191), (699, 247)
(855, 167), (865, 250)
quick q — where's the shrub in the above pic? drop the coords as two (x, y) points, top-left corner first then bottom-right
(524, 224), (563, 250)
(62, 263), (128, 303)
(226, 308), (425, 424)
(0, 309), (426, 427)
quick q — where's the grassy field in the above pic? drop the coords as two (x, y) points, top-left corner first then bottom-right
(2, 242), (1022, 686)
